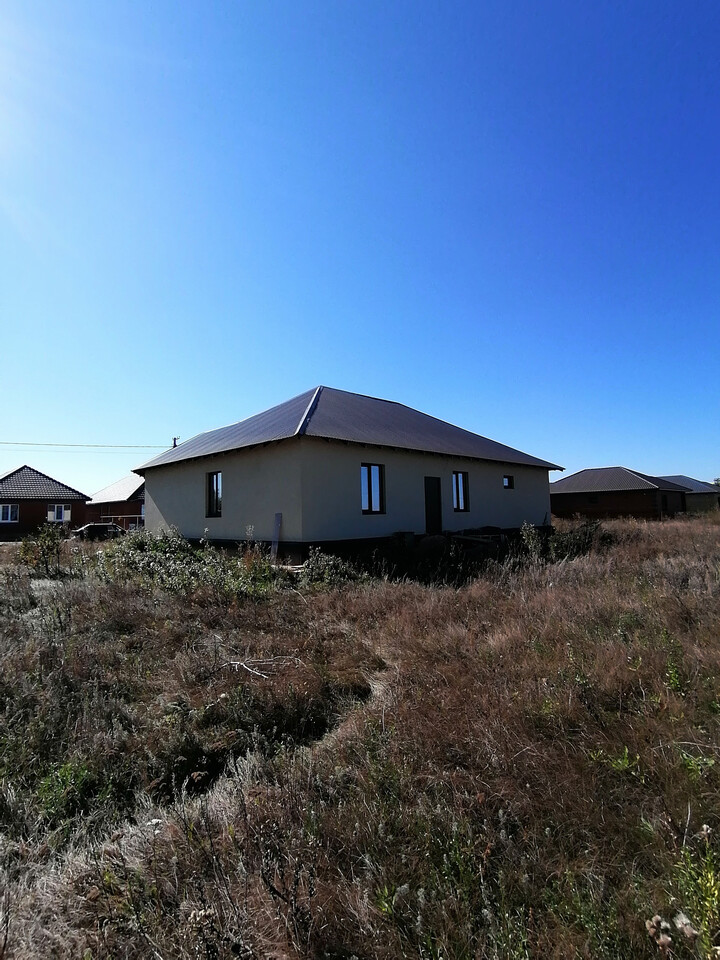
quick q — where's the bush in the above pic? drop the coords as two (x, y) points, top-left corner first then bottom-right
(20, 524), (65, 577)
(299, 547), (361, 587)
(95, 529), (280, 600)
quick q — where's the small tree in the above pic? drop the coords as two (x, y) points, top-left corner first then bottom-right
(20, 523), (64, 577)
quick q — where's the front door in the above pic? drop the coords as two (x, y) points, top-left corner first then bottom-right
(424, 476), (442, 535)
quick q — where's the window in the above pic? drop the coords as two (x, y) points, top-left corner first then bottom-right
(48, 504), (70, 522)
(206, 471), (222, 518)
(503, 475), (515, 490)
(361, 463), (385, 514)
(0, 504), (18, 523)
(452, 471), (469, 512)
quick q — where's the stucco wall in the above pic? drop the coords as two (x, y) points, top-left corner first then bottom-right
(144, 440), (304, 542)
(299, 438), (552, 540)
(144, 437), (553, 543)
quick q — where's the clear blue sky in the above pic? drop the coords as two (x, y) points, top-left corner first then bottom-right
(2, 1), (718, 495)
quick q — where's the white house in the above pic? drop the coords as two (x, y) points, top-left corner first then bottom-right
(136, 386), (562, 551)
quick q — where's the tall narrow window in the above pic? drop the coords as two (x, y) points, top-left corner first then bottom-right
(503, 475), (515, 490)
(361, 463), (385, 514)
(452, 471), (469, 512)
(206, 471), (222, 518)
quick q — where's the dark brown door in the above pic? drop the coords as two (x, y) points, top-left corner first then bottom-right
(424, 476), (442, 535)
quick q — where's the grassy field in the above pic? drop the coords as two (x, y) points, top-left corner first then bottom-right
(0, 515), (719, 959)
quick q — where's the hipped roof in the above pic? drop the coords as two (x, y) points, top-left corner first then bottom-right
(659, 475), (719, 494)
(0, 465), (88, 501)
(136, 386), (562, 473)
(551, 467), (690, 494)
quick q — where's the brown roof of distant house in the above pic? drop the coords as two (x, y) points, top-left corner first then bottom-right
(0, 465), (88, 500)
(137, 386), (562, 472)
(550, 467), (690, 494)
(659, 475), (719, 494)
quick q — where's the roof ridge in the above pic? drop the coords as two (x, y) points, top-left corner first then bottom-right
(295, 386), (324, 436)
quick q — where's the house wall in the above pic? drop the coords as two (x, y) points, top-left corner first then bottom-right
(144, 437), (552, 544)
(85, 499), (145, 529)
(298, 437), (552, 541)
(0, 500), (85, 541)
(551, 489), (686, 519)
(685, 492), (720, 514)
(144, 441), (304, 542)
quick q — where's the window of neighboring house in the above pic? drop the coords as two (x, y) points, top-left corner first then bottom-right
(48, 504), (71, 522)
(0, 504), (18, 523)
(361, 463), (385, 514)
(206, 471), (222, 518)
(452, 471), (469, 512)
(503, 475), (515, 490)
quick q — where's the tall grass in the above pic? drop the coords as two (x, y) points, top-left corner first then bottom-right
(0, 516), (718, 958)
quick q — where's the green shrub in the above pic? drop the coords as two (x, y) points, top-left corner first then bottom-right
(299, 547), (361, 587)
(20, 523), (65, 577)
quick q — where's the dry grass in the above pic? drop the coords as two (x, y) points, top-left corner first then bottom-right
(1, 516), (719, 958)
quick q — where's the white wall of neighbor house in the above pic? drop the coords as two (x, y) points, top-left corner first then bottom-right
(299, 438), (552, 541)
(143, 440), (304, 542)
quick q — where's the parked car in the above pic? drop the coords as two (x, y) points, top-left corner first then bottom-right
(73, 522), (126, 541)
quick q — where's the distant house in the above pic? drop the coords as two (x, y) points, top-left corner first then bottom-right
(0, 465), (89, 540)
(660, 476), (720, 514)
(85, 475), (145, 530)
(136, 386), (562, 553)
(550, 467), (689, 519)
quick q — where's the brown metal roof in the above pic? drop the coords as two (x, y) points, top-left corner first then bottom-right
(551, 467), (690, 494)
(659, 475), (719, 494)
(0, 465), (88, 501)
(136, 386), (562, 472)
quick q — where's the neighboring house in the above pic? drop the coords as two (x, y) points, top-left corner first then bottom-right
(85, 474), (146, 530)
(136, 386), (562, 553)
(0, 465), (89, 540)
(550, 467), (689, 519)
(659, 476), (720, 514)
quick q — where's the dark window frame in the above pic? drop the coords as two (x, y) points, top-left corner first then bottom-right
(503, 475), (515, 490)
(361, 463), (385, 514)
(452, 471), (470, 512)
(206, 471), (222, 518)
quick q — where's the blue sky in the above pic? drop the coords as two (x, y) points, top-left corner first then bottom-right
(1, 1), (718, 495)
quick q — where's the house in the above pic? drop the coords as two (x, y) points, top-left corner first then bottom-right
(136, 386), (562, 553)
(659, 476), (720, 514)
(550, 467), (690, 519)
(85, 474), (145, 530)
(0, 465), (89, 540)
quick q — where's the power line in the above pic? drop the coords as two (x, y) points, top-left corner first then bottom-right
(0, 441), (167, 449)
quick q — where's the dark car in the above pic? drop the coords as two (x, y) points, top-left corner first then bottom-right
(73, 522), (126, 541)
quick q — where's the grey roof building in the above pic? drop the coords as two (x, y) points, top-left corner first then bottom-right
(551, 467), (690, 519)
(659, 475), (719, 494)
(85, 474), (146, 530)
(137, 386), (561, 551)
(660, 475), (720, 514)
(138, 386), (561, 473)
(551, 467), (688, 495)
(89, 474), (145, 505)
